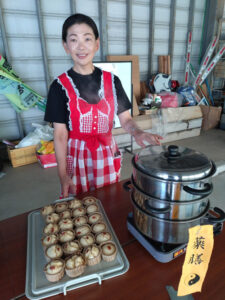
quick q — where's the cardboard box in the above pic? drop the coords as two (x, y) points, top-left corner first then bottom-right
(36, 153), (57, 169)
(200, 105), (222, 131)
(7, 143), (38, 167)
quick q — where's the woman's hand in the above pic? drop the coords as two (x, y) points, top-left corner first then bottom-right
(60, 174), (75, 198)
(118, 110), (163, 148)
(54, 122), (73, 198)
(132, 129), (162, 148)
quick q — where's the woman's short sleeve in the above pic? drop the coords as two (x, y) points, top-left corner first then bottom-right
(44, 79), (68, 124)
(114, 75), (132, 115)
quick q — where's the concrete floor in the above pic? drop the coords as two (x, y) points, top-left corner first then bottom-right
(0, 128), (225, 221)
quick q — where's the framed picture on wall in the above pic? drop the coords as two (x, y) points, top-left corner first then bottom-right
(93, 61), (132, 128)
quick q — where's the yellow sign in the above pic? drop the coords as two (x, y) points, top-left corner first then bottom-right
(177, 225), (214, 296)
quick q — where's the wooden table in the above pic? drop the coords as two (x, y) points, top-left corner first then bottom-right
(0, 180), (224, 300)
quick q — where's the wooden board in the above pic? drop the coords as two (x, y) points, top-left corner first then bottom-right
(161, 106), (202, 122)
(162, 128), (201, 143)
(114, 128), (201, 150)
(158, 55), (171, 74)
(132, 93), (140, 117)
(151, 118), (202, 134)
(214, 61), (225, 77)
(112, 107), (202, 136)
(112, 115), (152, 136)
(107, 55), (141, 103)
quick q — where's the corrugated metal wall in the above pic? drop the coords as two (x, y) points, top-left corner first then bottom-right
(0, 0), (208, 140)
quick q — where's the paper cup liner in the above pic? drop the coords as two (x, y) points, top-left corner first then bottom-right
(85, 246), (102, 266)
(44, 259), (65, 282)
(101, 242), (117, 262)
(65, 264), (85, 278)
(87, 253), (101, 266)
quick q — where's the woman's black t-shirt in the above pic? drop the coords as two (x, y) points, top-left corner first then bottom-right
(44, 67), (132, 128)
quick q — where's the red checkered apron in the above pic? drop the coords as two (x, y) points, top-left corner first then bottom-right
(58, 70), (121, 196)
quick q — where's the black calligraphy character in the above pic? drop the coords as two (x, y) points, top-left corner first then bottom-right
(195, 253), (203, 264)
(188, 253), (203, 265)
(188, 254), (195, 264)
(193, 236), (205, 250)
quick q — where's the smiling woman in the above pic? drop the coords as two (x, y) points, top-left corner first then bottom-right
(63, 23), (100, 75)
(44, 13), (162, 199)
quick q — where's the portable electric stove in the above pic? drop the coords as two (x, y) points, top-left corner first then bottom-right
(127, 212), (223, 263)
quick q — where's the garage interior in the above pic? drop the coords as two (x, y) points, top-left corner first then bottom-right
(0, 0), (225, 220)
(1, 1), (225, 300)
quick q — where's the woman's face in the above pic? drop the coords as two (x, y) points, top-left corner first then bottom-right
(63, 23), (99, 73)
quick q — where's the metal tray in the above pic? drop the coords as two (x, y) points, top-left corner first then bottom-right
(25, 198), (129, 299)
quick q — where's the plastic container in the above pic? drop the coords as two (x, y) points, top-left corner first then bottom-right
(25, 198), (129, 299)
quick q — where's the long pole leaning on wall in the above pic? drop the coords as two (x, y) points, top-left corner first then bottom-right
(187, 0), (195, 40)
(126, 0), (132, 55)
(148, 0), (155, 78)
(0, 0), (24, 138)
(168, 0), (177, 75)
(70, 0), (76, 14)
(185, 0), (195, 85)
(126, 0), (134, 153)
(35, 0), (51, 93)
(98, 0), (108, 61)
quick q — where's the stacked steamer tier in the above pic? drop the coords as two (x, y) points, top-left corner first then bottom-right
(125, 145), (225, 261)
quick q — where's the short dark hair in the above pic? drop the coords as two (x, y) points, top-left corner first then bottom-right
(62, 13), (99, 42)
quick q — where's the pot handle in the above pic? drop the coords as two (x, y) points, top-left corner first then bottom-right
(143, 200), (171, 214)
(131, 194), (170, 217)
(123, 180), (132, 192)
(183, 183), (213, 196)
(205, 207), (225, 224)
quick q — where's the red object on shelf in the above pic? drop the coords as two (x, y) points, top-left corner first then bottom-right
(36, 153), (57, 168)
(159, 92), (179, 108)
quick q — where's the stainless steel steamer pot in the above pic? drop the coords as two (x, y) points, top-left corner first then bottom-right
(132, 145), (216, 201)
(124, 178), (209, 220)
(131, 193), (225, 244)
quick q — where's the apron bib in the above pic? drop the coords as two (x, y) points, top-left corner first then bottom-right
(58, 70), (121, 196)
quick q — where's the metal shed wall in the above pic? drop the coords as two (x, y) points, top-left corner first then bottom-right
(0, 0), (207, 140)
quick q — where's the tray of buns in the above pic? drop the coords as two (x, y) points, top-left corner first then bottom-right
(25, 196), (129, 299)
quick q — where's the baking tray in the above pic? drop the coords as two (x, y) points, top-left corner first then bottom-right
(25, 198), (129, 299)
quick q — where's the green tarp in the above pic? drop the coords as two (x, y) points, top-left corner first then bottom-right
(0, 55), (46, 112)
